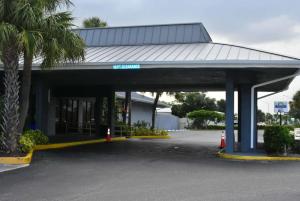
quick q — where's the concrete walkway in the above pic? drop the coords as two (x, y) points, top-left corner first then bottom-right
(0, 164), (29, 173)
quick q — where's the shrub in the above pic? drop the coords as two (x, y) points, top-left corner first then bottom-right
(19, 130), (49, 153)
(116, 122), (132, 136)
(263, 126), (293, 155)
(132, 127), (168, 136)
(19, 135), (35, 153)
(133, 120), (150, 128)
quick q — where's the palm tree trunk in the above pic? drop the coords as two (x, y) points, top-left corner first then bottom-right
(151, 93), (161, 130)
(19, 54), (33, 133)
(122, 92), (130, 124)
(1, 46), (20, 153)
(127, 92), (132, 126)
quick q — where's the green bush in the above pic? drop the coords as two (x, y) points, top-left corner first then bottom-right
(19, 135), (35, 153)
(19, 130), (49, 153)
(263, 126), (293, 155)
(188, 110), (224, 129)
(132, 127), (168, 136)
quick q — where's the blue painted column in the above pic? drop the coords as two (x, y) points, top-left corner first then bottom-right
(225, 75), (235, 153)
(253, 89), (258, 150)
(238, 87), (242, 143)
(240, 85), (257, 152)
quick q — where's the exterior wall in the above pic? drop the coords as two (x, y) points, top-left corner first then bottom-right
(155, 112), (179, 130)
(40, 92), (177, 135)
(130, 102), (152, 126)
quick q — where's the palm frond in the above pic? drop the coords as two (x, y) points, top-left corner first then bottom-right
(13, 0), (39, 29)
(39, 0), (73, 12)
(19, 29), (43, 57)
(40, 11), (84, 68)
(0, 22), (18, 47)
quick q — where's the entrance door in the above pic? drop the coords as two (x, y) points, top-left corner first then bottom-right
(55, 98), (95, 134)
(56, 98), (79, 134)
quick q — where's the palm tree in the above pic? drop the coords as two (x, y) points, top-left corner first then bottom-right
(0, 0), (85, 153)
(83, 17), (107, 28)
(122, 92), (131, 126)
(151, 92), (162, 130)
(19, 11), (85, 133)
(150, 92), (174, 130)
(0, 1), (23, 153)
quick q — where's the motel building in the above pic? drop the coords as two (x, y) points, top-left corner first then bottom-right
(2, 23), (300, 153)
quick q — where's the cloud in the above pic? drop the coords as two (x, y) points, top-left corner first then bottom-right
(227, 15), (300, 43)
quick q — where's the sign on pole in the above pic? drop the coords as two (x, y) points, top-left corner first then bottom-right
(274, 101), (289, 113)
(294, 128), (300, 140)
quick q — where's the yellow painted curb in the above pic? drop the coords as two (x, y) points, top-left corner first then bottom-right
(34, 137), (126, 151)
(0, 137), (126, 165)
(0, 150), (33, 165)
(217, 152), (300, 161)
(130, 135), (171, 139)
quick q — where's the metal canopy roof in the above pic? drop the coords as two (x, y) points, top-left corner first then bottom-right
(30, 42), (300, 69)
(73, 23), (212, 46)
(27, 23), (300, 68)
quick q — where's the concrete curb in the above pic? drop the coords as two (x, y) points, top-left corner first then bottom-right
(217, 151), (300, 161)
(0, 137), (127, 165)
(129, 135), (171, 139)
(0, 150), (33, 165)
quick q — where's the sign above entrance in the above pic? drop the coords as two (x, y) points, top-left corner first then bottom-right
(113, 64), (140, 70)
(274, 101), (289, 113)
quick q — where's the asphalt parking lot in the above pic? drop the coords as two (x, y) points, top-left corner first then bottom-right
(1, 131), (300, 201)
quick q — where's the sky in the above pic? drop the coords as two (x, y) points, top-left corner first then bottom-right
(70, 0), (300, 113)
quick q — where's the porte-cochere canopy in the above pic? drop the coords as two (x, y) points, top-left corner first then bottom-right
(1, 23), (300, 153)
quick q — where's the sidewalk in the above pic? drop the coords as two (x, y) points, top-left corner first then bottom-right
(0, 164), (29, 173)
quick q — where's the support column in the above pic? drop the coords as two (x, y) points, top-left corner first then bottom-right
(108, 90), (115, 137)
(78, 99), (83, 133)
(238, 87), (242, 143)
(35, 82), (49, 134)
(225, 75), (235, 153)
(253, 89), (258, 150)
(47, 97), (56, 136)
(94, 96), (101, 136)
(240, 85), (257, 152)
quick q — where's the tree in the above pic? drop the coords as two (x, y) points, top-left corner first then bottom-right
(0, 1), (23, 152)
(83, 17), (107, 28)
(289, 91), (300, 120)
(0, 0), (85, 153)
(142, 92), (174, 129)
(171, 92), (217, 118)
(187, 110), (225, 129)
(19, 1), (85, 134)
(265, 113), (274, 125)
(122, 92), (131, 126)
(217, 99), (226, 113)
(151, 92), (162, 130)
(257, 109), (266, 123)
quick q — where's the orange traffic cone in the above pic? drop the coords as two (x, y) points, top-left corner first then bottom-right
(219, 132), (226, 149)
(106, 128), (112, 142)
